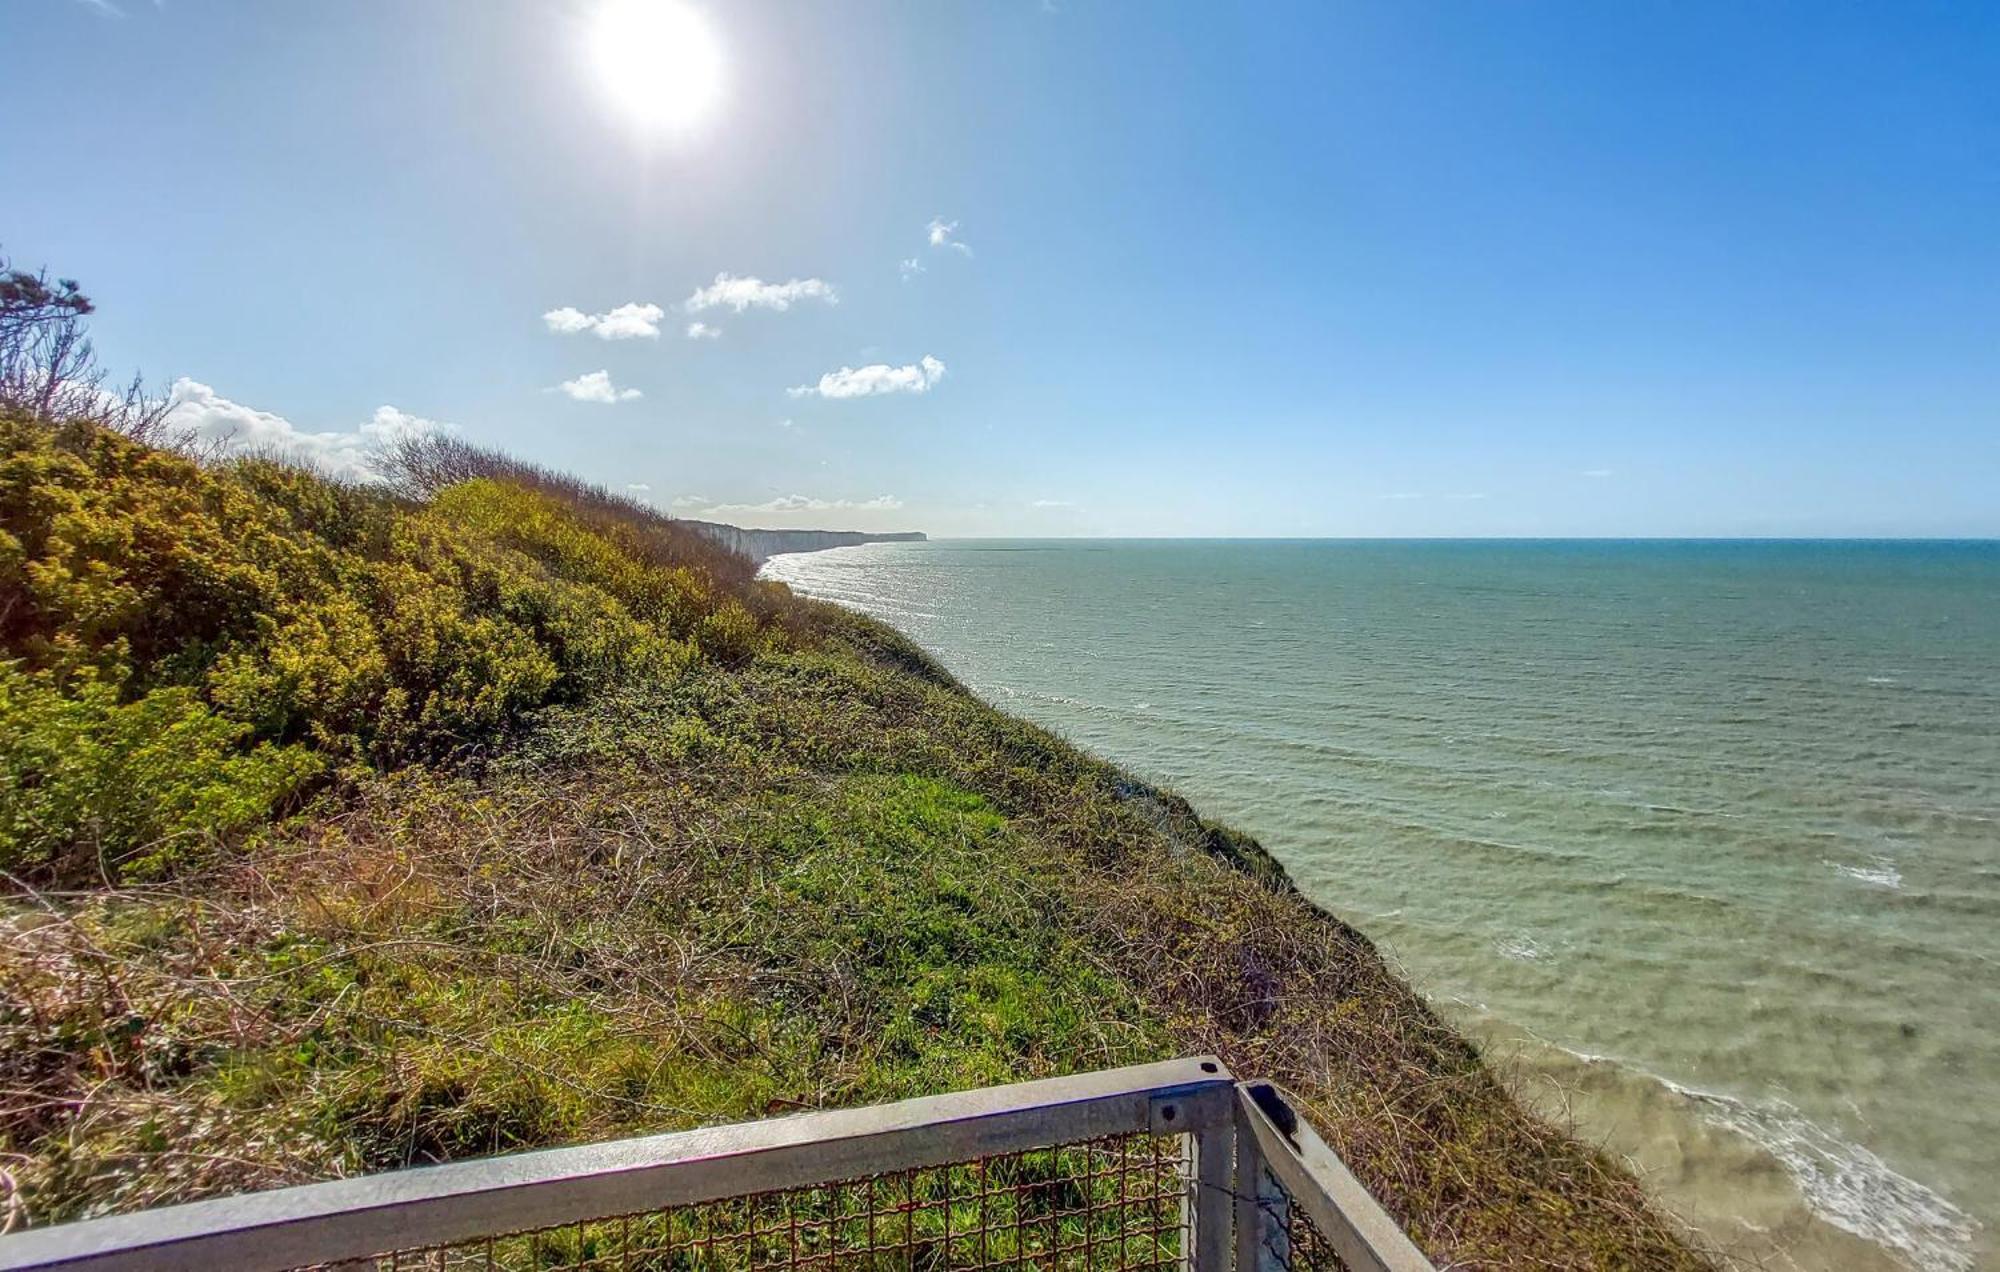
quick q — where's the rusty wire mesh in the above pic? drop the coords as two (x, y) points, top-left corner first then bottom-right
(316, 1133), (1192, 1271)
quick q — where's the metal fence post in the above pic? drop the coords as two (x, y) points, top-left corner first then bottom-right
(1232, 1131), (1289, 1272)
(1190, 1123), (1234, 1271)
(1231, 1116), (1264, 1272)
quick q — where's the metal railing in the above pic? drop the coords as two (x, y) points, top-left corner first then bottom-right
(0, 1057), (1433, 1272)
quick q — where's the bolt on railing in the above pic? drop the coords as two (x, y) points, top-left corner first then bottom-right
(0, 1056), (1433, 1272)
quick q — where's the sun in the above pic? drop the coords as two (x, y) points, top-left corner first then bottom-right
(587, 0), (724, 132)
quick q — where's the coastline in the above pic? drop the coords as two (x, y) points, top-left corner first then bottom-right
(759, 539), (1992, 1272)
(681, 522), (926, 566)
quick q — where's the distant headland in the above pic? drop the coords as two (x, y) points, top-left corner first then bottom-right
(681, 520), (926, 565)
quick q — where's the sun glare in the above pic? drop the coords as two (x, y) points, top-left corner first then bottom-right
(588, 0), (723, 132)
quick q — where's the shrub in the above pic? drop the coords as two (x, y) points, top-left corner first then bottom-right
(0, 411), (736, 869)
(696, 600), (761, 668)
(0, 663), (321, 880)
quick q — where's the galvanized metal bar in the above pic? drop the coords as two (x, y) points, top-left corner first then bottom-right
(1188, 1122), (1234, 1272)
(0, 1057), (1235, 1272)
(1231, 1119), (1269, 1272)
(1232, 1083), (1435, 1272)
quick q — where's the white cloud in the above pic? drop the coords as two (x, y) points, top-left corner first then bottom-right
(788, 355), (946, 399)
(899, 257), (925, 280)
(163, 379), (446, 482)
(677, 493), (904, 520)
(1581, 468), (1614, 478)
(366, 405), (443, 439)
(685, 321), (721, 340)
(684, 273), (837, 314)
(926, 218), (973, 257)
(626, 482), (652, 492)
(556, 370), (642, 403)
(762, 494), (901, 512)
(542, 302), (665, 339)
(1031, 499), (1074, 509)
(543, 306), (594, 334)
(594, 303), (666, 339)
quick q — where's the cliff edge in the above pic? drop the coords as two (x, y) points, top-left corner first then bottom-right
(681, 521), (926, 566)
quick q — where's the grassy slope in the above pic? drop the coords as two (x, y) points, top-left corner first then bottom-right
(0, 415), (1707, 1267)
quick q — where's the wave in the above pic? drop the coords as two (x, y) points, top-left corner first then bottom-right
(1829, 858), (1904, 889)
(1662, 1076), (1979, 1271)
(1509, 1031), (1981, 1272)
(1495, 932), (1550, 961)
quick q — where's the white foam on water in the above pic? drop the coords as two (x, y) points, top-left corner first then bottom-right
(1828, 859), (1903, 889)
(1502, 1025), (1980, 1271)
(1496, 933), (1548, 961)
(1659, 1077), (1980, 1272)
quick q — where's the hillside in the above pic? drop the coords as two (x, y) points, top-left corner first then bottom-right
(0, 412), (1708, 1267)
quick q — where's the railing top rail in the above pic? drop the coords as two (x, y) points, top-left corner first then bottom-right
(0, 1055), (1234, 1272)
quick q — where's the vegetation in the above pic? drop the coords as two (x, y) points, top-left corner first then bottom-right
(0, 275), (1709, 1265)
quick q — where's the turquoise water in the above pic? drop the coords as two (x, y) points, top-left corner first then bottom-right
(764, 540), (2000, 1271)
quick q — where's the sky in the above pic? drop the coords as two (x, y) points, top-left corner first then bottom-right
(4, 0), (1997, 536)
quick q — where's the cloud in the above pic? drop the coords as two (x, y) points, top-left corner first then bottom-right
(684, 273), (837, 314)
(685, 321), (721, 340)
(163, 379), (446, 482)
(1031, 499), (1074, 509)
(1581, 468), (1614, 478)
(676, 493), (904, 520)
(543, 307), (594, 334)
(626, 483), (652, 492)
(899, 257), (925, 280)
(556, 370), (642, 403)
(788, 355), (946, 399)
(542, 302), (665, 339)
(926, 218), (973, 257)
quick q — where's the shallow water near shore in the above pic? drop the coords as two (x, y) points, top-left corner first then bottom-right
(764, 539), (2000, 1271)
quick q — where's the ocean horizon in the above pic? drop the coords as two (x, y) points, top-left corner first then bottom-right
(766, 536), (2000, 1272)
(890, 536), (2000, 546)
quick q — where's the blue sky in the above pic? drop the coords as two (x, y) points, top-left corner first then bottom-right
(5, 0), (1997, 535)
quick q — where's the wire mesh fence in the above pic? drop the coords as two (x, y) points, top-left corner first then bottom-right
(0, 1060), (1434, 1272)
(1243, 1185), (1351, 1272)
(321, 1133), (1192, 1272)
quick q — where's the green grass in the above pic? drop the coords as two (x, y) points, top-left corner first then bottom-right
(0, 412), (1712, 1267)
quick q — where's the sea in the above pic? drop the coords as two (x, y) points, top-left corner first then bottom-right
(762, 539), (2000, 1272)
